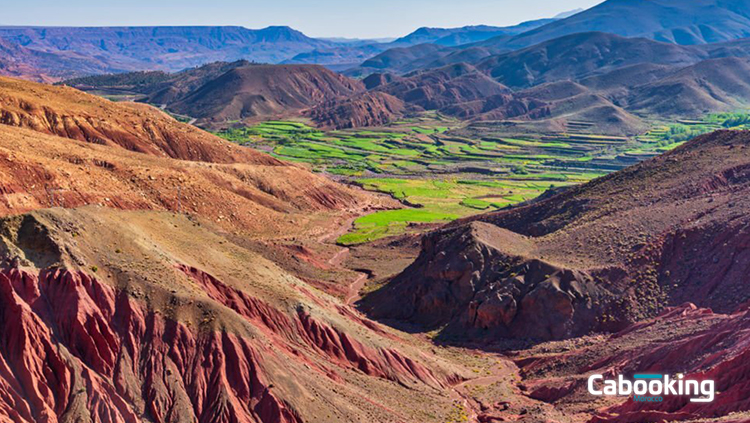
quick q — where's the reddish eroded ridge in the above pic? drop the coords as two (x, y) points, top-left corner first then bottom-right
(516, 303), (750, 422)
(178, 264), (445, 389)
(0, 264), (301, 423)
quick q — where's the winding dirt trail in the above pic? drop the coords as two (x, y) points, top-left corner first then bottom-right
(328, 246), (350, 266)
(345, 273), (368, 305)
(317, 214), (358, 244)
(447, 354), (520, 423)
(316, 214), (370, 305)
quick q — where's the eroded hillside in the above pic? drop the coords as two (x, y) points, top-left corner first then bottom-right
(0, 208), (473, 423)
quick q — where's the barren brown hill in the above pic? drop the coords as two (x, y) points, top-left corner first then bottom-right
(144, 61), (253, 105)
(622, 56), (750, 116)
(65, 62), (385, 130)
(0, 76), (394, 238)
(364, 130), (750, 342)
(305, 91), (405, 129)
(578, 63), (676, 91)
(374, 63), (511, 111)
(508, 81), (647, 135)
(64, 60), (255, 106)
(0, 123), (392, 236)
(0, 76), (275, 164)
(364, 68), (645, 135)
(167, 64), (364, 125)
(356, 44), (455, 74)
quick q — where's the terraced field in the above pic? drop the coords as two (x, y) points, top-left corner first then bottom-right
(217, 112), (750, 244)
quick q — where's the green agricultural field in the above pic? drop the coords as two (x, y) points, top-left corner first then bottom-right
(217, 113), (727, 244)
(337, 208), (459, 245)
(337, 177), (569, 245)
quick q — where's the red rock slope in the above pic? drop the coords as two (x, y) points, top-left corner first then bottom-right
(0, 75), (274, 164)
(515, 303), (750, 422)
(0, 208), (468, 423)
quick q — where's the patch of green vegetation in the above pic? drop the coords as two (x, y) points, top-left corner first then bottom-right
(327, 166), (364, 176)
(624, 111), (750, 158)
(334, 176), (563, 244)
(337, 208), (458, 245)
(219, 115), (721, 244)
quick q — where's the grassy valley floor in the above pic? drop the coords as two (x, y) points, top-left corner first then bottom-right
(216, 111), (750, 245)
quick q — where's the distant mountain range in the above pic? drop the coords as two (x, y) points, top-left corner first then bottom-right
(346, 0), (750, 77)
(64, 31), (750, 135)
(282, 17), (565, 69)
(13, 0), (750, 134)
(0, 26), (336, 80)
(0, 12), (573, 81)
(341, 32), (750, 133)
(390, 19), (556, 46)
(6, 0), (750, 83)
(495, 0), (750, 49)
(65, 34), (750, 135)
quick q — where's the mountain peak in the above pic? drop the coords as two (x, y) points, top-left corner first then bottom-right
(254, 25), (312, 42)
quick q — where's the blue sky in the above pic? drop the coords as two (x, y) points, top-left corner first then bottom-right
(3, 0), (602, 39)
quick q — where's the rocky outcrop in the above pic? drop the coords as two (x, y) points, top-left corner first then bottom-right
(363, 222), (626, 341)
(179, 264), (444, 388)
(0, 257), (455, 422)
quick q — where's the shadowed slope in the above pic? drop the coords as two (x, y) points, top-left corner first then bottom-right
(493, 0), (750, 49)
